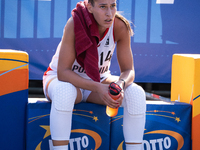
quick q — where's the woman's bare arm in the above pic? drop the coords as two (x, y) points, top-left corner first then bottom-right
(114, 17), (135, 89)
(57, 17), (101, 92)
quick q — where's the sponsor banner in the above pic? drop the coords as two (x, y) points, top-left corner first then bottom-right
(27, 101), (192, 150)
(110, 101), (192, 150)
(109, 108), (124, 150)
(26, 102), (110, 150)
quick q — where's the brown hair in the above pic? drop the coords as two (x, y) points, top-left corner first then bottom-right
(88, 0), (95, 6)
(115, 12), (134, 36)
(88, 0), (134, 36)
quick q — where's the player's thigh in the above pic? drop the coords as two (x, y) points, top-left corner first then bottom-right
(47, 78), (82, 104)
(75, 88), (82, 104)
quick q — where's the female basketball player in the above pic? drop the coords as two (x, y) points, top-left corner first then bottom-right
(43, 0), (146, 149)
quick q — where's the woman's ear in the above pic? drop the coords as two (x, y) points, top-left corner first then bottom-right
(87, 3), (93, 13)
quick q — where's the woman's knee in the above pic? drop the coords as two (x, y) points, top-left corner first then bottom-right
(123, 83), (146, 115)
(51, 80), (77, 112)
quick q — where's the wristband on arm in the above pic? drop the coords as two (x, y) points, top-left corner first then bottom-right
(120, 79), (126, 89)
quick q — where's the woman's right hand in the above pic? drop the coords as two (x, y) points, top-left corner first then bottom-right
(97, 83), (121, 108)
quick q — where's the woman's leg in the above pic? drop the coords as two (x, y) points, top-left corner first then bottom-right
(47, 78), (82, 150)
(122, 83), (146, 150)
(77, 76), (146, 149)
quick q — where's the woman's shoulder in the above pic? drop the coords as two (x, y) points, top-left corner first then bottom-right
(64, 17), (74, 31)
(114, 17), (128, 30)
(62, 17), (75, 39)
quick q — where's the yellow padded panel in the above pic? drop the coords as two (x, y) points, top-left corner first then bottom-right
(171, 54), (200, 149)
(0, 49), (29, 96)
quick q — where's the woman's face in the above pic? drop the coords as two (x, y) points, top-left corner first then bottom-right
(88, 0), (117, 30)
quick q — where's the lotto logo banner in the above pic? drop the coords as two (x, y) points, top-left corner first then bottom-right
(110, 101), (192, 150)
(109, 107), (125, 150)
(26, 102), (110, 150)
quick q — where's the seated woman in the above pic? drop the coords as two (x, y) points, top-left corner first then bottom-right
(43, 0), (146, 149)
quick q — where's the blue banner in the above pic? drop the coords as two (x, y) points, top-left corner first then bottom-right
(0, 0), (200, 82)
(26, 101), (191, 150)
(110, 101), (192, 150)
(26, 102), (110, 150)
